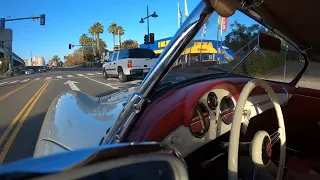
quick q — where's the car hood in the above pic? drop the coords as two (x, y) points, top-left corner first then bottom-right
(33, 87), (137, 157)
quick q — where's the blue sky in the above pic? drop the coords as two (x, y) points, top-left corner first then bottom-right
(1, 0), (200, 62)
(1, 0), (257, 63)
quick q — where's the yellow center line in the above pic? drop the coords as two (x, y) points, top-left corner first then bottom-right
(0, 80), (51, 164)
(0, 80), (35, 101)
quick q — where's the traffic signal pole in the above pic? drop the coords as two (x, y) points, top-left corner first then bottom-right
(147, 6), (150, 48)
(1, 14), (45, 29)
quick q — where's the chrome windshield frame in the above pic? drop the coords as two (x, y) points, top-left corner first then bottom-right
(105, 1), (214, 144)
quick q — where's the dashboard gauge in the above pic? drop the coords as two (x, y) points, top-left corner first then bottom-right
(207, 92), (218, 110)
(189, 103), (210, 138)
(220, 96), (235, 125)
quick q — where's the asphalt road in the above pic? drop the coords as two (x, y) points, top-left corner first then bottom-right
(0, 69), (141, 164)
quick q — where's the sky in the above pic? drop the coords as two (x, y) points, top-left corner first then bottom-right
(1, 0), (257, 63)
(1, 0), (200, 62)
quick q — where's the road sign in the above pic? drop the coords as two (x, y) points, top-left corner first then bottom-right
(0, 18), (5, 29)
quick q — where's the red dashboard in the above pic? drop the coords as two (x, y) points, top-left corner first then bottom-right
(125, 77), (296, 143)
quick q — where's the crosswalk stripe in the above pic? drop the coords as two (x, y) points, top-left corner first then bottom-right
(45, 77), (52, 80)
(95, 72), (103, 75)
(57, 76), (63, 79)
(77, 74), (84, 76)
(0, 82), (8, 86)
(86, 73), (94, 76)
(67, 75), (74, 78)
(35, 78), (40, 81)
(8, 80), (19, 84)
(20, 79), (30, 83)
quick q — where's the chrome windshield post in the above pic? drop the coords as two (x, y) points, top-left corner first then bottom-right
(105, 1), (213, 144)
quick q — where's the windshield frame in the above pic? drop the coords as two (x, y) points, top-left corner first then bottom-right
(104, 1), (213, 144)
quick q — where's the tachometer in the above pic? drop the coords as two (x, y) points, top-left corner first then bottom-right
(189, 103), (210, 138)
(207, 92), (218, 110)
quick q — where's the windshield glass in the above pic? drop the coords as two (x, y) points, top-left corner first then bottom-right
(159, 10), (305, 86)
(128, 49), (156, 58)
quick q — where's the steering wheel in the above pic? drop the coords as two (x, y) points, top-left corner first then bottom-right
(228, 79), (286, 180)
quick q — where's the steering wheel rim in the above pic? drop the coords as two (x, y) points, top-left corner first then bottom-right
(228, 79), (286, 180)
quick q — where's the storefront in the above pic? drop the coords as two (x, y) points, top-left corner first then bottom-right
(140, 37), (234, 63)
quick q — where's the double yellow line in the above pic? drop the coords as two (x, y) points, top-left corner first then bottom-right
(0, 80), (51, 164)
(0, 80), (34, 101)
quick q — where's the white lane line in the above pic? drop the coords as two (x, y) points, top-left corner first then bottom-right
(85, 77), (120, 89)
(8, 80), (19, 84)
(0, 82), (8, 86)
(108, 78), (119, 81)
(34, 78), (40, 81)
(45, 77), (52, 80)
(95, 72), (103, 75)
(20, 79), (30, 83)
(77, 74), (84, 76)
(86, 73), (95, 76)
(67, 75), (74, 78)
(57, 76), (63, 79)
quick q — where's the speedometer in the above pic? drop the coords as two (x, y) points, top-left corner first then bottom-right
(220, 96), (235, 125)
(207, 92), (218, 110)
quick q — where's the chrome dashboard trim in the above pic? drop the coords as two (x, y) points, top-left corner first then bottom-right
(281, 87), (289, 106)
(105, 2), (211, 144)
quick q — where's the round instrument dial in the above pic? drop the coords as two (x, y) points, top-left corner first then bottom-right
(207, 92), (218, 110)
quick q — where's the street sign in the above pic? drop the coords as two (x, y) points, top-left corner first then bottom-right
(0, 18), (5, 29)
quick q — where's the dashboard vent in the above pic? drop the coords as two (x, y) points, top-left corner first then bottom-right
(189, 103), (210, 138)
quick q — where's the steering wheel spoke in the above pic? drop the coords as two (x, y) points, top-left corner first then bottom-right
(270, 129), (281, 146)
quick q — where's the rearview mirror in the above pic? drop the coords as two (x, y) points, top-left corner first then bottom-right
(259, 32), (281, 53)
(209, 0), (239, 17)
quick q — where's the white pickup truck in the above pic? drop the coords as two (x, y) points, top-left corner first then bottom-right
(102, 48), (157, 82)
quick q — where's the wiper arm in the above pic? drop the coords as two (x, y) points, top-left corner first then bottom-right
(207, 66), (229, 73)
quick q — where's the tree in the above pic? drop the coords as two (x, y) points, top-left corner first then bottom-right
(89, 26), (96, 55)
(79, 34), (89, 46)
(121, 39), (139, 49)
(98, 38), (107, 57)
(49, 55), (60, 66)
(108, 22), (117, 49)
(116, 25), (125, 47)
(93, 22), (104, 56)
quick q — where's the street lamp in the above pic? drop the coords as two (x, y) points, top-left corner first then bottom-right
(139, 6), (158, 48)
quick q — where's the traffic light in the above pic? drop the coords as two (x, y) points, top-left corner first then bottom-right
(150, 33), (155, 44)
(40, 14), (45, 25)
(0, 18), (5, 29)
(69, 44), (72, 49)
(144, 34), (149, 45)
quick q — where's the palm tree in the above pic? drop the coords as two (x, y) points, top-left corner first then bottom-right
(51, 55), (60, 66)
(116, 26), (125, 48)
(108, 22), (117, 49)
(89, 26), (96, 54)
(93, 22), (104, 56)
(79, 34), (89, 46)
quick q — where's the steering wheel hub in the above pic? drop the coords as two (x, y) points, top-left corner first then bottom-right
(250, 131), (272, 168)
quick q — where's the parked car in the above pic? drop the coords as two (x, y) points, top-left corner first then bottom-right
(102, 48), (157, 82)
(38, 66), (47, 73)
(2, 0), (320, 180)
(25, 69), (34, 75)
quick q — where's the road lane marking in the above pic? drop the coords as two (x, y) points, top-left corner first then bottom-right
(34, 78), (40, 81)
(57, 76), (63, 79)
(0, 80), (51, 163)
(95, 72), (103, 75)
(20, 79), (30, 83)
(86, 73), (94, 76)
(45, 77), (52, 80)
(8, 80), (19, 84)
(67, 75), (74, 78)
(77, 74), (84, 76)
(85, 77), (120, 89)
(64, 80), (80, 91)
(0, 80), (34, 101)
(0, 82), (8, 86)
